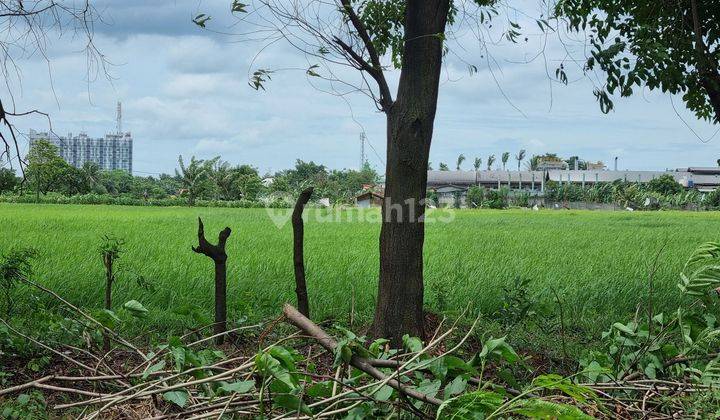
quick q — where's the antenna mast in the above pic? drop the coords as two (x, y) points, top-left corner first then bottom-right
(360, 132), (366, 169)
(116, 101), (122, 134)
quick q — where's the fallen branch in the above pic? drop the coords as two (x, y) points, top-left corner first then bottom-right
(282, 303), (443, 406)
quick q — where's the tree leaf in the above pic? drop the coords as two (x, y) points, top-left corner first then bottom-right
(163, 390), (189, 408)
(272, 393), (311, 415)
(219, 380), (255, 394)
(142, 360), (166, 380)
(123, 300), (148, 317)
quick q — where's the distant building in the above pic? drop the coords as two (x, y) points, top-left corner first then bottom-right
(28, 103), (133, 173)
(586, 161), (606, 170)
(28, 130), (133, 173)
(536, 157), (567, 171)
(427, 168), (720, 196)
(355, 191), (384, 208)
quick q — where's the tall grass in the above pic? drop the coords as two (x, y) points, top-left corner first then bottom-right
(2, 203), (718, 336)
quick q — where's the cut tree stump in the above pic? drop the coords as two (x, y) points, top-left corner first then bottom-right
(191, 217), (231, 344)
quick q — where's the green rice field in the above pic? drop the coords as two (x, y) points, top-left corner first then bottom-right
(1, 203), (719, 337)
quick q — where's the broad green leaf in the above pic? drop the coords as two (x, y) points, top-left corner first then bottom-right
(219, 380), (255, 394)
(142, 360), (166, 380)
(513, 399), (594, 419)
(273, 393), (311, 415)
(437, 390), (504, 419)
(306, 381), (332, 398)
(163, 390), (189, 408)
(374, 385), (394, 401)
(123, 300), (148, 317)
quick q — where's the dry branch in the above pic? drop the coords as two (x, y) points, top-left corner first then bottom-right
(292, 187), (313, 317)
(282, 303), (443, 406)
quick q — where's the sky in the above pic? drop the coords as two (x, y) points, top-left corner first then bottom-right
(3, 0), (719, 176)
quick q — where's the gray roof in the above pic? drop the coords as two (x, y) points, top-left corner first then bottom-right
(547, 170), (680, 183)
(427, 169), (720, 188)
(428, 170), (543, 186)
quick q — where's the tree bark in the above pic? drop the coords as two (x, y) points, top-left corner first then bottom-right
(372, 0), (450, 346)
(292, 187), (313, 317)
(191, 217), (231, 344)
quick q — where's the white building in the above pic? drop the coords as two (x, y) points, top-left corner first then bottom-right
(28, 129), (133, 173)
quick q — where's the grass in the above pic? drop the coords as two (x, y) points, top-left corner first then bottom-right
(2, 203), (719, 341)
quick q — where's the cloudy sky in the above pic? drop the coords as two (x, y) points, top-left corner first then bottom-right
(3, 0), (719, 176)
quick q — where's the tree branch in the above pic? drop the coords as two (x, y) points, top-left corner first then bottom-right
(337, 0), (393, 110)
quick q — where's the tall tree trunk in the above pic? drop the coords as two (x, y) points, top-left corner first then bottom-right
(372, 0), (450, 346)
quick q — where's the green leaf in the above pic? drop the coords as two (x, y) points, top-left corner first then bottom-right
(142, 360), (166, 380)
(532, 374), (597, 404)
(306, 381), (332, 398)
(374, 385), (394, 401)
(476, 336), (519, 363)
(444, 375), (468, 399)
(192, 14), (211, 28)
(272, 393), (311, 415)
(437, 390), (505, 418)
(514, 399), (593, 419)
(403, 335), (424, 353)
(268, 346), (297, 370)
(171, 347), (186, 371)
(255, 351), (299, 390)
(123, 300), (148, 317)
(231, 0), (247, 13)
(219, 380), (255, 394)
(163, 390), (189, 408)
(415, 379), (441, 399)
(95, 309), (121, 329)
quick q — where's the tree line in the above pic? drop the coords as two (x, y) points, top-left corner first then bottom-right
(0, 139), (380, 205)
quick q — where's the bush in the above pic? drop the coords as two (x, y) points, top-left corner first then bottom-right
(466, 186), (484, 208)
(485, 188), (509, 209)
(0, 193), (289, 208)
(647, 174), (682, 195)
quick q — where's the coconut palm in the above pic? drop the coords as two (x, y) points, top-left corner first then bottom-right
(515, 149), (526, 171)
(501, 152), (510, 170)
(177, 155), (212, 206)
(473, 157), (482, 171)
(456, 154), (466, 170)
(81, 161), (102, 192)
(439, 162), (449, 171)
(487, 154), (496, 170)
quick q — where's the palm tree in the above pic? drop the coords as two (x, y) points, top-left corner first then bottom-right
(428, 161), (433, 171)
(177, 155), (211, 206)
(210, 159), (234, 200)
(717, 158), (720, 167)
(515, 149), (526, 171)
(487, 154), (496, 170)
(81, 161), (102, 192)
(439, 162), (449, 171)
(501, 152), (510, 170)
(456, 154), (466, 171)
(473, 157), (482, 172)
